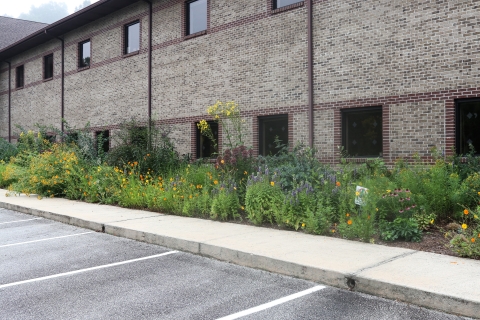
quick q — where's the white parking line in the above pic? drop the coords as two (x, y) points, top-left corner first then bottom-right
(0, 251), (179, 289)
(0, 218), (42, 225)
(216, 285), (326, 320)
(0, 232), (95, 248)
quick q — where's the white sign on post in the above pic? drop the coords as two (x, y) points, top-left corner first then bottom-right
(355, 186), (368, 206)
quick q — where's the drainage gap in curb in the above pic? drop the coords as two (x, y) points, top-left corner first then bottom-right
(101, 225), (105, 233)
(346, 278), (356, 290)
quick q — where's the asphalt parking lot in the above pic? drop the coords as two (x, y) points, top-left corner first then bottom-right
(0, 208), (468, 320)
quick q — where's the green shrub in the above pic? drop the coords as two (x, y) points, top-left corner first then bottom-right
(245, 168), (284, 225)
(0, 138), (17, 162)
(211, 189), (240, 221)
(107, 119), (185, 176)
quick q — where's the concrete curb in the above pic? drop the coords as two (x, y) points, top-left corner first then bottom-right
(1, 201), (478, 318)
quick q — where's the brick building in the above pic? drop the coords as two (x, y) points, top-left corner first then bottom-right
(1, 0), (479, 164)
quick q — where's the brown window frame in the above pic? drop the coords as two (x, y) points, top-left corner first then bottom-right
(15, 65), (24, 89)
(258, 114), (289, 156)
(78, 39), (91, 69)
(123, 20), (140, 56)
(43, 54), (54, 80)
(341, 106), (383, 158)
(456, 98), (480, 155)
(184, 0), (209, 39)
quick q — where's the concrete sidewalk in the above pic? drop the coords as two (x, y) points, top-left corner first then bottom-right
(0, 189), (478, 318)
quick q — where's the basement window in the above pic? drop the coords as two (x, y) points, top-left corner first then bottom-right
(78, 40), (91, 68)
(259, 115), (289, 156)
(43, 54), (53, 80)
(16, 65), (24, 88)
(196, 121), (218, 158)
(124, 21), (140, 54)
(186, 0), (207, 36)
(96, 130), (110, 153)
(456, 99), (480, 155)
(342, 107), (383, 157)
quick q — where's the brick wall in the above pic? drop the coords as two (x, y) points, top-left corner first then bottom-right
(0, 0), (479, 163)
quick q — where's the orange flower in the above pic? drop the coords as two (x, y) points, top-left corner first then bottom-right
(346, 213), (350, 217)
(464, 209), (469, 215)
(471, 238), (476, 243)
(336, 181), (341, 187)
(347, 219), (352, 225)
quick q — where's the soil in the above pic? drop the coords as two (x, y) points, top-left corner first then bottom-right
(374, 225), (458, 257)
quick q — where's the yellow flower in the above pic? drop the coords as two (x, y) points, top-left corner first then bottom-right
(462, 223), (467, 230)
(464, 209), (469, 215)
(221, 159), (225, 164)
(163, 198), (167, 201)
(355, 191), (360, 196)
(331, 229), (336, 233)
(375, 208), (379, 212)
(241, 206), (245, 210)
(478, 191), (480, 196)
(347, 220), (352, 225)
(244, 171), (248, 175)
(346, 213), (350, 217)
(270, 181), (275, 187)
(301, 223), (305, 228)
(386, 190), (391, 193)
(214, 180), (218, 185)
(430, 219), (434, 224)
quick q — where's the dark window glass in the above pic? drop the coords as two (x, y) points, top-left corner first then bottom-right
(96, 130), (110, 153)
(66, 132), (79, 145)
(124, 22), (140, 54)
(79, 40), (91, 68)
(259, 115), (289, 156)
(44, 54), (53, 79)
(196, 121), (218, 158)
(16, 65), (24, 88)
(342, 107), (382, 157)
(456, 99), (480, 155)
(45, 135), (56, 143)
(273, 0), (302, 9)
(186, 0), (207, 35)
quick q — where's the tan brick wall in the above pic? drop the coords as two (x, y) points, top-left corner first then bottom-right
(313, 0), (480, 103)
(1, 0), (480, 162)
(389, 101), (445, 160)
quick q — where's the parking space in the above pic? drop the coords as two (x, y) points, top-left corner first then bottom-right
(0, 208), (466, 320)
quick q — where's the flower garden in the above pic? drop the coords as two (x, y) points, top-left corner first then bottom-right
(1, 101), (480, 259)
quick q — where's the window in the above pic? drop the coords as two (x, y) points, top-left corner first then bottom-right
(45, 134), (56, 143)
(456, 99), (480, 155)
(186, 0), (207, 36)
(273, 0), (302, 10)
(259, 115), (288, 156)
(78, 40), (91, 68)
(44, 54), (53, 79)
(124, 21), (140, 54)
(96, 130), (110, 153)
(16, 65), (24, 88)
(342, 107), (382, 157)
(66, 132), (79, 145)
(196, 121), (218, 158)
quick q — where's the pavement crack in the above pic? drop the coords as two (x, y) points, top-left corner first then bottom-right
(107, 215), (162, 223)
(350, 251), (418, 277)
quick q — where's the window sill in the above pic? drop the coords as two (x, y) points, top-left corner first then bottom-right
(43, 77), (53, 82)
(342, 157), (383, 163)
(271, 1), (304, 14)
(184, 30), (207, 41)
(122, 50), (139, 58)
(77, 65), (90, 72)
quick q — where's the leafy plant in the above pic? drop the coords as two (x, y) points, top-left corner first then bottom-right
(380, 218), (422, 242)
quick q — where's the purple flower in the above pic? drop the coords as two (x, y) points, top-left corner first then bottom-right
(406, 207), (411, 211)
(399, 210), (404, 213)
